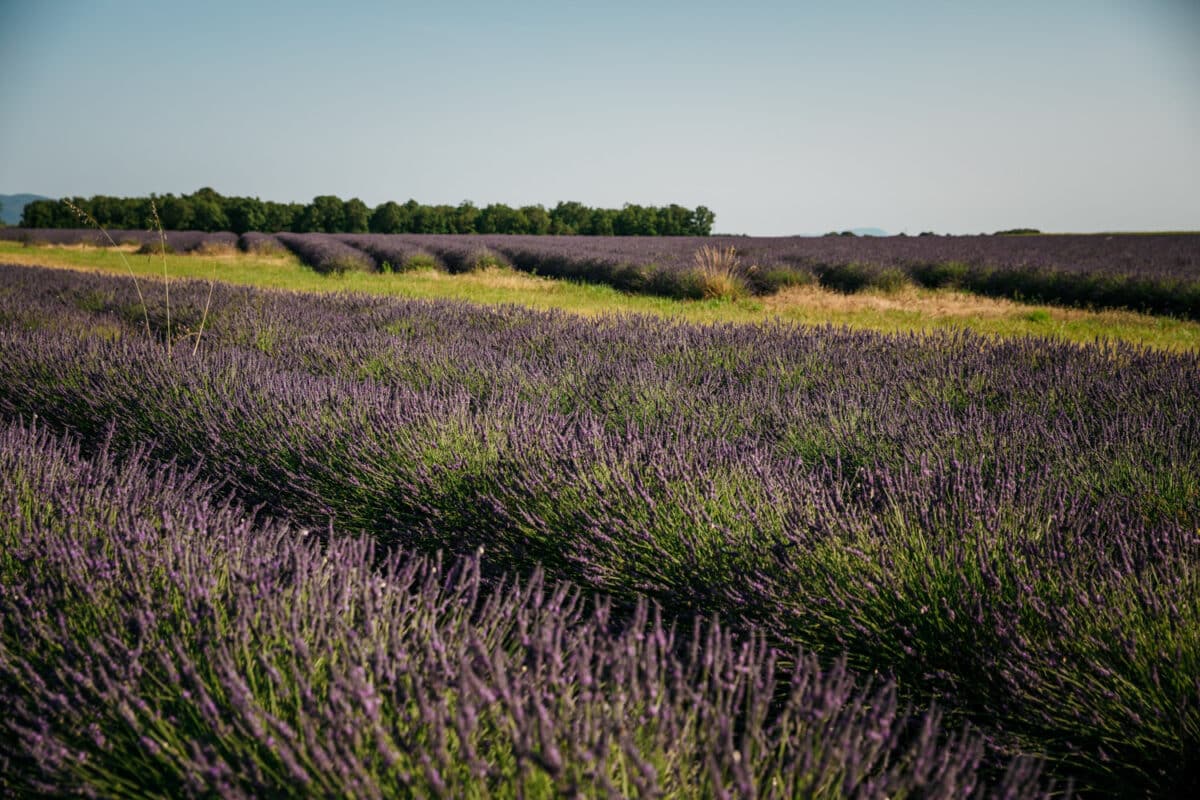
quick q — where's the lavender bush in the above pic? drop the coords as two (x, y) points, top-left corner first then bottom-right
(272, 232), (377, 274)
(0, 263), (1196, 794)
(336, 233), (443, 272)
(238, 231), (287, 256)
(388, 234), (511, 273)
(0, 419), (1052, 798)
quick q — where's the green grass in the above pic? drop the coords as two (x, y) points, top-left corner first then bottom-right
(3, 240), (1199, 351)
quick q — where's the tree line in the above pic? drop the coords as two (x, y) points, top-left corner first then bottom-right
(20, 188), (716, 236)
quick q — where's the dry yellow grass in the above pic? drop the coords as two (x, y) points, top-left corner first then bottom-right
(192, 241), (240, 257)
(26, 241), (143, 252)
(417, 265), (559, 293)
(763, 283), (1177, 329)
(768, 284), (1041, 319)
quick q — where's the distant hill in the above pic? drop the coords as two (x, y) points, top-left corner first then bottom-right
(0, 194), (53, 226)
(803, 227), (891, 237)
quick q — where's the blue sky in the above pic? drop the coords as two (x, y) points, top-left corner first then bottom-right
(1, 0), (1197, 235)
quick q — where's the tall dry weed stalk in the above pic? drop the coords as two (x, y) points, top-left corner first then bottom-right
(64, 199), (153, 339)
(63, 198), (215, 356)
(149, 200), (171, 355)
(190, 260), (217, 356)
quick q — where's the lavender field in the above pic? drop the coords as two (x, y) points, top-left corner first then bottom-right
(6, 419), (1051, 798)
(1, 261), (1197, 796)
(4, 227), (1200, 317)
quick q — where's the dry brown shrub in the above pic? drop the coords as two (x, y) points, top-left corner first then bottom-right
(692, 245), (748, 300)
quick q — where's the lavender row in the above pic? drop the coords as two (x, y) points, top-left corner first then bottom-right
(335, 233), (441, 272)
(274, 232), (376, 274)
(330, 234), (510, 274)
(0, 226), (155, 247)
(0, 227), (239, 254)
(0, 419), (1051, 798)
(237, 231), (287, 255)
(0, 227), (366, 266)
(1, 265), (1196, 793)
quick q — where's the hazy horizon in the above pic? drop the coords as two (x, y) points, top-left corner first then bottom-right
(1, 1), (1197, 236)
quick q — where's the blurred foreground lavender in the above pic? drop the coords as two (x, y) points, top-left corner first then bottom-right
(0, 263), (1196, 795)
(0, 419), (1052, 798)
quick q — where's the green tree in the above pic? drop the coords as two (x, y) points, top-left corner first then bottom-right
(156, 195), (195, 230)
(226, 197), (267, 234)
(10, 189), (713, 237)
(369, 201), (404, 234)
(399, 199), (420, 232)
(412, 204), (451, 234)
(478, 203), (525, 234)
(191, 198), (229, 232)
(550, 201), (590, 234)
(688, 205), (715, 236)
(89, 195), (128, 228)
(589, 208), (616, 236)
(343, 198), (370, 233)
(128, 197), (154, 229)
(615, 204), (659, 236)
(185, 188), (230, 232)
(453, 201), (479, 234)
(660, 204), (692, 236)
(296, 195), (345, 233)
(263, 202), (301, 232)
(21, 200), (59, 228)
(521, 205), (551, 235)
